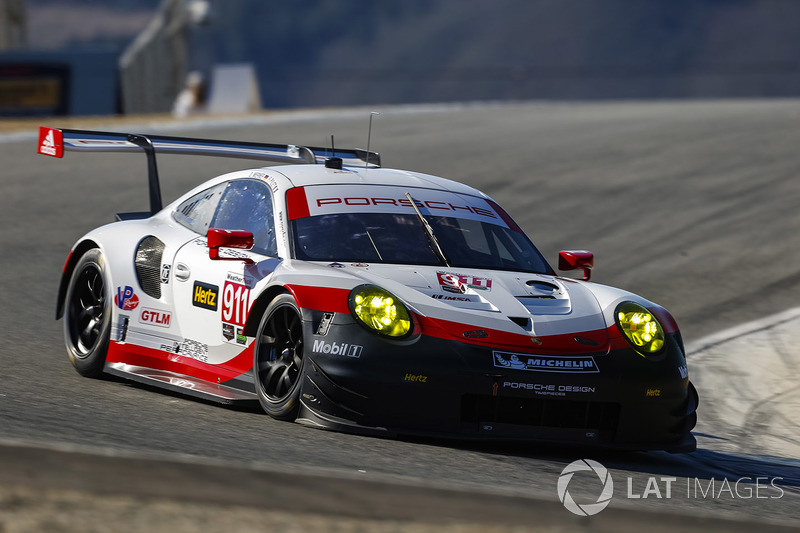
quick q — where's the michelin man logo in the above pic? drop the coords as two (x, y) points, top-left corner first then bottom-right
(557, 459), (614, 516)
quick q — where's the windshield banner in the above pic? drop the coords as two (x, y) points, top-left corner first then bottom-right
(287, 185), (510, 228)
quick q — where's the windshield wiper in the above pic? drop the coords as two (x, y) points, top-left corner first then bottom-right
(365, 229), (383, 260)
(405, 192), (450, 267)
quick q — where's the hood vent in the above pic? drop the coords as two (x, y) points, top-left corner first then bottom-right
(508, 316), (531, 330)
(516, 296), (571, 315)
(526, 280), (560, 292)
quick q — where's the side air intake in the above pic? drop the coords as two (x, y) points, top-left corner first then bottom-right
(135, 236), (165, 299)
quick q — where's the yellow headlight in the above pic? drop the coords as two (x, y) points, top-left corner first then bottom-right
(349, 286), (411, 338)
(615, 302), (665, 355)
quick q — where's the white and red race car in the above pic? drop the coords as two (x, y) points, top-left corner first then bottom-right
(39, 126), (698, 452)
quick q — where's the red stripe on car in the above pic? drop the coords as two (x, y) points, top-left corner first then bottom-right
(286, 187), (310, 220)
(418, 315), (611, 354)
(106, 341), (254, 383)
(62, 250), (73, 274)
(485, 199), (524, 234)
(285, 284), (351, 313)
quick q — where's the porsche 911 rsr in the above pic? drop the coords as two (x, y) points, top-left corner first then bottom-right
(38, 126), (698, 453)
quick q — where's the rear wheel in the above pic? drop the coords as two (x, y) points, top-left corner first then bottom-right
(63, 248), (111, 377)
(253, 294), (305, 420)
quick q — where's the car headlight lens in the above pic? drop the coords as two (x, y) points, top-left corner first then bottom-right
(349, 286), (412, 338)
(615, 302), (665, 355)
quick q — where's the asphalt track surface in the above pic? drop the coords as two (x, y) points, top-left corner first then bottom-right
(1, 101), (800, 530)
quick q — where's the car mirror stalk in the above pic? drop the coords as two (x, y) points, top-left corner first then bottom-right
(207, 228), (255, 264)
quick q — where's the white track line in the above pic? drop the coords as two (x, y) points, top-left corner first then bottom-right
(687, 306), (800, 358)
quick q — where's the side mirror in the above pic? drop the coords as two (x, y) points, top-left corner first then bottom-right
(558, 250), (594, 281)
(207, 228), (254, 264)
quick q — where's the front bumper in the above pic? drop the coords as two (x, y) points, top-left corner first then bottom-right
(298, 312), (698, 453)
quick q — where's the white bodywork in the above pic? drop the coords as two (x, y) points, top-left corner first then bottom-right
(74, 163), (655, 373)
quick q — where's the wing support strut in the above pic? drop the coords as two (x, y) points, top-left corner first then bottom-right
(126, 134), (164, 215)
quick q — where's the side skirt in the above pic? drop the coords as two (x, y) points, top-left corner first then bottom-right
(104, 362), (258, 405)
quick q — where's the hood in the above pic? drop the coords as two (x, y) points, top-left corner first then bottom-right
(296, 262), (611, 352)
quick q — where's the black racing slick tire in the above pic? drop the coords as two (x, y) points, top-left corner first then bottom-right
(253, 294), (306, 420)
(63, 248), (111, 378)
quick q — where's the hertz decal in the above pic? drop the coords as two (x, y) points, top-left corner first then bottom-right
(193, 281), (219, 311)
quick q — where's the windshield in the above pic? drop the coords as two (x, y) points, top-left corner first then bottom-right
(291, 212), (551, 274)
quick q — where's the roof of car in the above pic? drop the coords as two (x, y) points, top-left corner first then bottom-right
(266, 164), (491, 199)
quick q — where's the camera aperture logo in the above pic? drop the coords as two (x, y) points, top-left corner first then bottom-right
(557, 459), (785, 516)
(557, 459), (614, 516)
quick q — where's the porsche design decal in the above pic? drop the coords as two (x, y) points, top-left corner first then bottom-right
(502, 381), (596, 396)
(493, 351), (599, 373)
(180, 338), (208, 363)
(193, 281), (218, 311)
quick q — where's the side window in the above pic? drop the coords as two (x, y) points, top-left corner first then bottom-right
(173, 183), (225, 234)
(210, 179), (277, 257)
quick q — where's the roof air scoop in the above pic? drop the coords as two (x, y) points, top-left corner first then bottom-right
(526, 280), (560, 292)
(325, 157), (343, 169)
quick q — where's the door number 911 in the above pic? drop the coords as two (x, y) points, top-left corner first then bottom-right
(222, 281), (250, 326)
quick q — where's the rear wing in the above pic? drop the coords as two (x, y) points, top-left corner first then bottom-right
(36, 127), (381, 216)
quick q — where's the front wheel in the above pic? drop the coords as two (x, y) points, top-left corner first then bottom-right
(63, 248), (111, 377)
(253, 294), (306, 420)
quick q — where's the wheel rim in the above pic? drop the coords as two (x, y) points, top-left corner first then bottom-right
(67, 264), (106, 357)
(256, 304), (304, 401)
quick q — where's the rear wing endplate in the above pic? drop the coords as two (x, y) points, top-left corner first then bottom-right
(36, 127), (381, 215)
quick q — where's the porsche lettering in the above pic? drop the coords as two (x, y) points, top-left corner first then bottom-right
(502, 382), (596, 394)
(315, 196), (496, 218)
